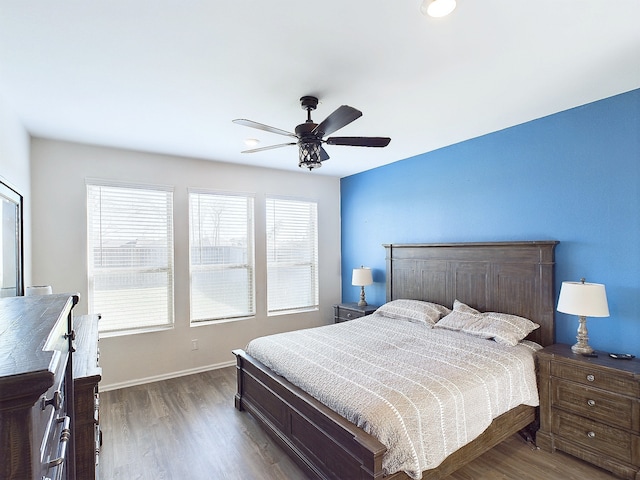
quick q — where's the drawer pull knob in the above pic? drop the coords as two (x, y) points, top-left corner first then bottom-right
(587, 399), (596, 407)
(41, 390), (62, 411)
(587, 431), (596, 438)
(586, 374), (595, 382)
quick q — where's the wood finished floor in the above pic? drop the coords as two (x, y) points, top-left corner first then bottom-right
(99, 367), (619, 480)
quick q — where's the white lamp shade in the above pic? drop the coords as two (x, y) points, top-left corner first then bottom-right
(352, 267), (373, 287)
(557, 281), (609, 317)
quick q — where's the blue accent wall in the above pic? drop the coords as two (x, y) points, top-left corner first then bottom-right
(341, 88), (640, 356)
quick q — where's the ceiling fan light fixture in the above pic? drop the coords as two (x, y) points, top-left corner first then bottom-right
(244, 138), (260, 147)
(420, 0), (457, 17)
(298, 141), (322, 170)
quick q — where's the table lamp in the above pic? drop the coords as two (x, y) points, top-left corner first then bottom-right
(557, 278), (609, 354)
(352, 266), (373, 307)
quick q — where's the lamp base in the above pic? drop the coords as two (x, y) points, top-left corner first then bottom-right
(571, 315), (593, 355)
(571, 342), (594, 355)
(358, 286), (368, 307)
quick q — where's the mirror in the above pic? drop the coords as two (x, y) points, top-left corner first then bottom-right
(0, 179), (23, 297)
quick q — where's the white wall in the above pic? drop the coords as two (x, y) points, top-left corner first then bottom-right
(31, 138), (342, 389)
(0, 93), (31, 285)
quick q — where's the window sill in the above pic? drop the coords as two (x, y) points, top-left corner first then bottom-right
(267, 307), (319, 317)
(100, 324), (174, 338)
(190, 315), (255, 327)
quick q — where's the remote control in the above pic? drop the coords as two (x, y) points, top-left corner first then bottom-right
(609, 353), (635, 359)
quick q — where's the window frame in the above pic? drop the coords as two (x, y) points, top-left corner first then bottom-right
(86, 179), (175, 336)
(188, 189), (256, 324)
(266, 195), (319, 316)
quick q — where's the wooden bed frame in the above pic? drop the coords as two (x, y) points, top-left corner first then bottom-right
(233, 241), (558, 479)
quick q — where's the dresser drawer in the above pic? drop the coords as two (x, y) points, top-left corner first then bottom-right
(34, 350), (70, 453)
(36, 314), (72, 476)
(551, 361), (638, 397)
(551, 377), (638, 431)
(551, 409), (639, 465)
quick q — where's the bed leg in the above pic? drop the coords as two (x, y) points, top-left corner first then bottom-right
(517, 422), (539, 450)
(232, 349), (244, 411)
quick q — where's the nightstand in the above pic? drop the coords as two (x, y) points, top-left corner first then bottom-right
(536, 344), (640, 479)
(333, 303), (378, 323)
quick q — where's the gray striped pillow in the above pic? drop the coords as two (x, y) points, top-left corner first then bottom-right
(376, 299), (451, 326)
(435, 300), (539, 346)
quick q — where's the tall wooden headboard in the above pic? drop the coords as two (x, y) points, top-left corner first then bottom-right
(384, 241), (558, 347)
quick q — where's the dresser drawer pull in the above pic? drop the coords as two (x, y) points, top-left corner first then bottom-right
(46, 416), (71, 469)
(587, 399), (596, 407)
(586, 374), (595, 382)
(587, 431), (596, 438)
(41, 390), (62, 411)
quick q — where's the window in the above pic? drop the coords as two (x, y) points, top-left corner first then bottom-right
(87, 181), (174, 334)
(189, 191), (255, 322)
(266, 197), (318, 314)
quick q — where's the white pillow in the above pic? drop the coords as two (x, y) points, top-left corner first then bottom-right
(375, 299), (451, 327)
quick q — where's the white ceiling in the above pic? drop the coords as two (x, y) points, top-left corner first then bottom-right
(1, 1), (639, 177)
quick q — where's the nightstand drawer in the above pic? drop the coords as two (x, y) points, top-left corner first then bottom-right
(551, 409), (639, 465)
(333, 303), (378, 323)
(335, 307), (366, 322)
(551, 378), (638, 430)
(551, 361), (638, 397)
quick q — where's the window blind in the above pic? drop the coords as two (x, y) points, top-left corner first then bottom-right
(87, 182), (174, 334)
(266, 197), (318, 314)
(189, 191), (255, 322)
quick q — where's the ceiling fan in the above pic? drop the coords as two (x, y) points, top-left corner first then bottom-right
(233, 96), (391, 171)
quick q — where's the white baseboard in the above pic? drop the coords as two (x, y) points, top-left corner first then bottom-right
(100, 360), (236, 392)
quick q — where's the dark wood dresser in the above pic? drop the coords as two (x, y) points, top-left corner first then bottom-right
(333, 302), (378, 323)
(537, 343), (640, 479)
(72, 314), (101, 480)
(0, 294), (79, 480)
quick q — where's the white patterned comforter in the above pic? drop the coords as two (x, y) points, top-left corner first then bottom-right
(245, 312), (540, 479)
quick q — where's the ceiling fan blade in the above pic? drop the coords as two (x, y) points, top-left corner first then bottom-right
(233, 119), (297, 138)
(241, 142), (296, 153)
(326, 136), (391, 147)
(312, 105), (362, 137)
(320, 147), (330, 161)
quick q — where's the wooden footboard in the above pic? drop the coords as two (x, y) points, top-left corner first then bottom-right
(233, 348), (536, 480)
(233, 349), (387, 480)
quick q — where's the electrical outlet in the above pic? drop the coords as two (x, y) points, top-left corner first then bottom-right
(191, 339), (198, 351)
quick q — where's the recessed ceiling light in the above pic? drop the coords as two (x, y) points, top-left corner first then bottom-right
(420, 0), (457, 18)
